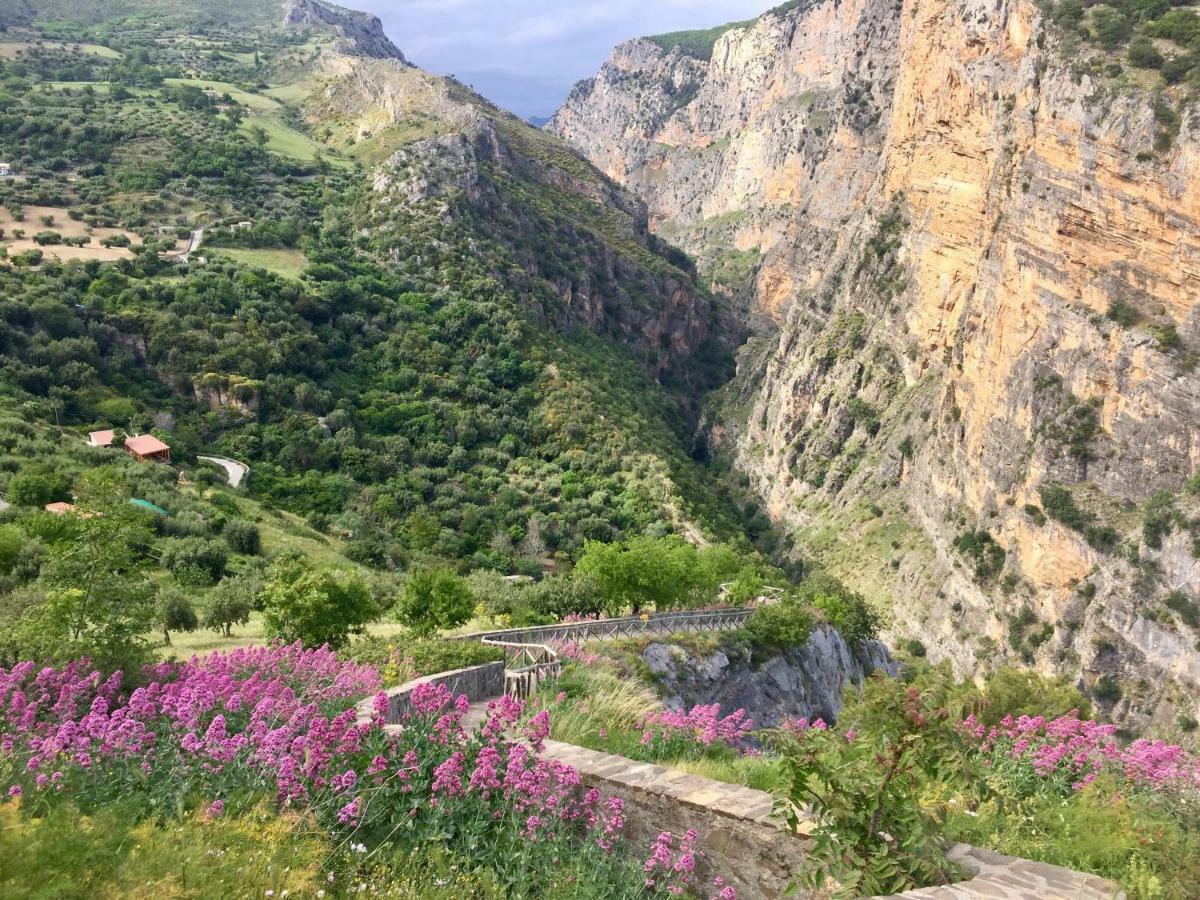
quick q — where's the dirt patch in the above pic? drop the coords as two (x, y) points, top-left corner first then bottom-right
(0, 205), (139, 263)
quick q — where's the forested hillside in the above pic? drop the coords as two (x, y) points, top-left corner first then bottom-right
(0, 0), (774, 587)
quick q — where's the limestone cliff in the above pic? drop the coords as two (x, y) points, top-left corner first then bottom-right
(553, 0), (1200, 733)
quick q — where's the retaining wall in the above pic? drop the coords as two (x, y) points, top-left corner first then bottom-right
(540, 740), (1125, 900)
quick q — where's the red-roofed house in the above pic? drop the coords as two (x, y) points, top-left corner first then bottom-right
(124, 434), (171, 463)
(89, 429), (116, 447)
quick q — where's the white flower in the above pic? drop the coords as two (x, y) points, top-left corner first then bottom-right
(317, 892), (326, 899)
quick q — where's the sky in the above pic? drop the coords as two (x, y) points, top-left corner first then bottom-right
(351, 0), (775, 120)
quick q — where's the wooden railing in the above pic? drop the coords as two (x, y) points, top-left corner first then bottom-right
(482, 639), (563, 700)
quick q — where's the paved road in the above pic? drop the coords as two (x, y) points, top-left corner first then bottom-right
(183, 227), (204, 260)
(198, 455), (248, 489)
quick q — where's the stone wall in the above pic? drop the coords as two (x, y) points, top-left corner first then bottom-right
(460, 607), (753, 647)
(540, 740), (1126, 900)
(353, 662), (504, 725)
(542, 739), (808, 899)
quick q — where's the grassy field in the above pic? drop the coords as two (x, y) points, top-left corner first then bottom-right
(240, 114), (345, 165)
(262, 81), (314, 104)
(0, 40), (122, 59)
(164, 77), (280, 111)
(157, 611), (411, 659)
(214, 247), (308, 279)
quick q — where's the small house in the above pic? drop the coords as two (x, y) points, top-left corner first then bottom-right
(89, 429), (115, 448)
(0, 163), (11, 177)
(124, 434), (171, 463)
(45, 501), (75, 515)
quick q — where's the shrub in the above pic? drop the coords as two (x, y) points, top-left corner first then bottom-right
(222, 518), (261, 555)
(979, 667), (1091, 725)
(524, 572), (605, 619)
(260, 555), (378, 649)
(1127, 36), (1164, 68)
(6, 471), (71, 507)
(1093, 675), (1123, 704)
(809, 587), (882, 646)
(780, 674), (974, 896)
(1164, 591), (1200, 628)
(1106, 297), (1140, 326)
(1142, 491), (1178, 550)
(395, 567), (473, 636)
(348, 634), (504, 684)
(745, 599), (813, 652)
(952, 529), (1006, 580)
(160, 537), (228, 586)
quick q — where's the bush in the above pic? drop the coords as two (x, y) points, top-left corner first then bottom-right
(1106, 298), (1140, 326)
(524, 572), (605, 619)
(6, 471), (71, 507)
(222, 518), (261, 555)
(979, 667), (1091, 725)
(1093, 675), (1123, 704)
(395, 568), (474, 636)
(745, 599), (813, 652)
(804, 581), (882, 646)
(160, 537), (228, 586)
(1127, 36), (1164, 68)
(952, 529), (1006, 581)
(780, 673), (974, 896)
(260, 554), (378, 649)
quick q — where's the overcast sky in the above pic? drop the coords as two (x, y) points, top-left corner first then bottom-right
(351, 0), (775, 120)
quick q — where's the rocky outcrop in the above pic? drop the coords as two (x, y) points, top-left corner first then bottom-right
(643, 626), (897, 728)
(554, 0), (1200, 733)
(283, 0), (408, 61)
(304, 58), (721, 379)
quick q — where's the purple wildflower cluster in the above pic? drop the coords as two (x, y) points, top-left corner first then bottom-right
(643, 828), (735, 899)
(0, 644), (738, 898)
(638, 704), (753, 758)
(963, 711), (1200, 792)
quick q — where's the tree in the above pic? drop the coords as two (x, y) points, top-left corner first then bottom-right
(34, 486), (156, 673)
(223, 518), (261, 555)
(260, 554), (378, 649)
(0, 525), (23, 575)
(157, 587), (198, 646)
(7, 471), (71, 507)
(575, 535), (703, 615)
(395, 567), (474, 636)
(160, 537), (228, 585)
(203, 574), (256, 637)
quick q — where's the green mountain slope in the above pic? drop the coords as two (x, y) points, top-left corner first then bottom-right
(0, 0), (772, 582)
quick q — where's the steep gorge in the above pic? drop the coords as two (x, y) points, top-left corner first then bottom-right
(552, 0), (1200, 732)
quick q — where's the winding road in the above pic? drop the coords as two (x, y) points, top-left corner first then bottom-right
(198, 455), (248, 489)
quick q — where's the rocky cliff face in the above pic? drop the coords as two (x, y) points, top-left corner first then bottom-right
(553, 0), (1200, 733)
(282, 0), (408, 61)
(643, 626), (897, 728)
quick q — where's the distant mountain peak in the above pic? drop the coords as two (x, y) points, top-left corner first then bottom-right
(282, 0), (408, 62)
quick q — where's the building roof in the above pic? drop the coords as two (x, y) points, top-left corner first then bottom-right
(89, 429), (115, 447)
(125, 434), (170, 455)
(45, 501), (75, 515)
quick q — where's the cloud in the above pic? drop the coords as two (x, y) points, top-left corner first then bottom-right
(352, 0), (773, 117)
